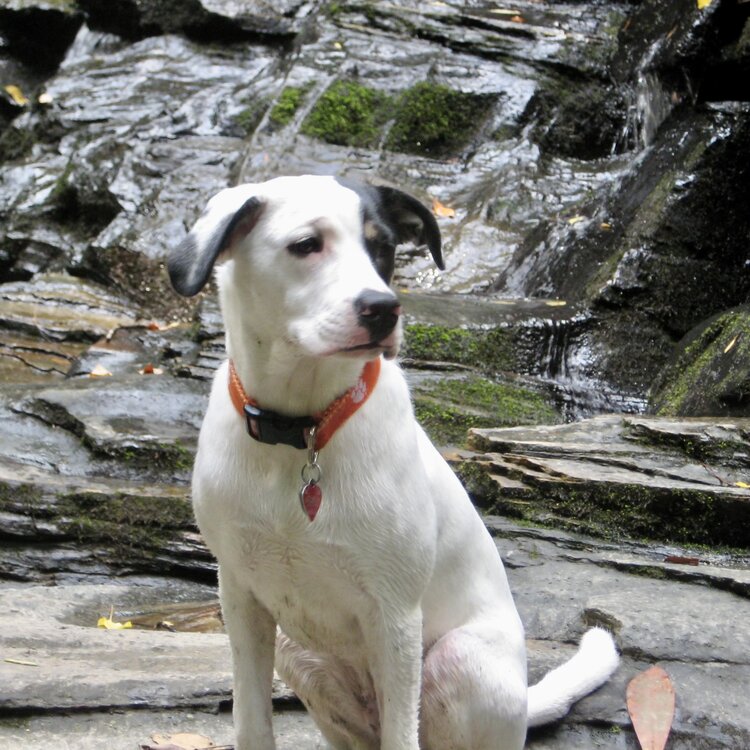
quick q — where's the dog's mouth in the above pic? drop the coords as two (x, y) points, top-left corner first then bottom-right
(336, 333), (400, 360)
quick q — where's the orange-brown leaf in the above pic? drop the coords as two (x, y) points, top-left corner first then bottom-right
(626, 665), (675, 750)
(431, 198), (456, 218)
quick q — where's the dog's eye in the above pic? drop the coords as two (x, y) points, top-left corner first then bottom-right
(287, 236), (323, 257)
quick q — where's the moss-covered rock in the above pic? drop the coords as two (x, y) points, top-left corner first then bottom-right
(268, 85), (309, 128)
(58, 489), (194, 553)
(402, 323), (515, 372)
(301, 80), (392, 148)
(412, 374), (560, 446)
(385, 82), (496, 158)
(650, 307), (750, 417)
(455, 415), (750, 549)
(232, 98), (269, 137)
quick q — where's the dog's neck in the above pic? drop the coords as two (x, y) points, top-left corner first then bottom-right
(226, 331), (369, 417)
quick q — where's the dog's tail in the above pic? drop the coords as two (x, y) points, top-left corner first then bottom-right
(526, 627), (619, 728)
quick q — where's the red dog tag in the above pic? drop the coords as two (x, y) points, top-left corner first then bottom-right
(300, 482), (322, 521)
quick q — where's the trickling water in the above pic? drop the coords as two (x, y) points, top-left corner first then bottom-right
(618, 40), (674, 151)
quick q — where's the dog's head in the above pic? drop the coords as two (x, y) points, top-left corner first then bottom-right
(168, 176), (443, 361)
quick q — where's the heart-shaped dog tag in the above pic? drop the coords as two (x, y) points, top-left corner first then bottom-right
(300, 482), (322, 521)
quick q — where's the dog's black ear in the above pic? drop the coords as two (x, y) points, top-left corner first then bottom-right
(374, 186), (444, 271)
(169, 195), (264, 297)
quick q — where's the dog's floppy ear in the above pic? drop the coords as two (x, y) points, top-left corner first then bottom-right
(169, 194), (264, 297)
(374, 186), (445, 271)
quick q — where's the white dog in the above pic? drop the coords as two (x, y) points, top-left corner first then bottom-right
(168, 175), (618, 750)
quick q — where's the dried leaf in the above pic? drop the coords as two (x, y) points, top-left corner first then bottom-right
(147, 733), (216, 750)
(735, 481), (750, 489)
(4, 657), (39, 667)
(431, 198), (456, 218)
(97, 606), (132, 630)
(140, 363), (163, 375)
(697, 0), (713, 8)
(664, 555), (700, 566)
(724, 335), (739, 354)
(4, 84), (28, 106)
(89, 363), (113, 378)
(600, 222), (612, 230)
(510, 14), (525, 23)
(147, 321), (181, 332)
(545, 300), (567, 307)
(627, 665), (675, 750)
(567, 215), (586, 225)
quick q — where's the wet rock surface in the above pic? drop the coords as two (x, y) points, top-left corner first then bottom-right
(2, 519), (749, 749)
(2, 0), (750, 747)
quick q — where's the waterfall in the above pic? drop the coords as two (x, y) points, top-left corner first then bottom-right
(618, 40), (674, 151)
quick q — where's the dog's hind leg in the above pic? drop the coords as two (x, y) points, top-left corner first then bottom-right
(419, 624), (527, 750)
(276, 633), (380, 750)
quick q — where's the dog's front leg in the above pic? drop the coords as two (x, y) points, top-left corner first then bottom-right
(366, 607), (423, 750)
(219, 565), (277, 750)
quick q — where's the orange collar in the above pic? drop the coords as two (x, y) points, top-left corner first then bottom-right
(228, 357), (381, 451)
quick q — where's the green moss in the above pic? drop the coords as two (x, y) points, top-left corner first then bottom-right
(385, 82), (495, 157)
(84, 438), (194, 473)
(413, 376), (560, 446)
(651, 308), (750, 417)
(301, 80), (392, 148)
(457, 460), (750, 549)
(58, 489), (194, 552)
(269, 85), (308, 127)
(402, 323), (516, 373)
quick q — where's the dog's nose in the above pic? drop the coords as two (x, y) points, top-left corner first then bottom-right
(355, 290), (402, 340)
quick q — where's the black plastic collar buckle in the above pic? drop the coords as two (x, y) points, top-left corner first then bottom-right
(243, 404), (317, 450)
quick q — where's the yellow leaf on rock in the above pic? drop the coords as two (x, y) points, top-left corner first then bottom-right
(431, 198), (456, 218)
(697, 0), (713, 9)
(567, 215), (586, 225)
(4, 85), (28, 106)
(735, 481), (750, 489)
(97, 606), (132, 630)
(545, 300), (567, 307)
(724, 335), (738, 354)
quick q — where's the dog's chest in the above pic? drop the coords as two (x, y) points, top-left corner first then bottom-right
(227, 524), (373, 655)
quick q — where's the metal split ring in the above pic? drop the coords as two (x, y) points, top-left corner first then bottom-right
(301, 461), (322, 485)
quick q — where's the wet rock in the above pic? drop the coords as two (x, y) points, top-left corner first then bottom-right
(650, 305), (750, 418)
(0, 273), (139, 342)
(76, 0), (307, 42)
(0, 1), (83, 73)
(493, 103), (750, 405)
(522, 79), (629, 160)
(456, 415), (750, 548)
(12, 373), (205, 472)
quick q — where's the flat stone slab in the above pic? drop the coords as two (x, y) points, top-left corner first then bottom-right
(1, 518), (748, 748)
(458, 415), (750, 548)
